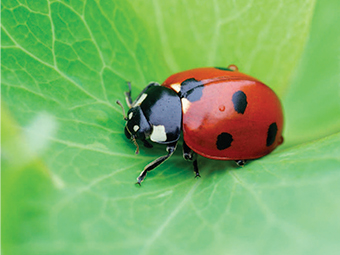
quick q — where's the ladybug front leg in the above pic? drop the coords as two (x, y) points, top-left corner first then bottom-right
(136, 142), (177, 185)
(124, 82), (133, 108)
(125, 82), (160, 108)
(183, 141), (200, 178)
(141, 139), (153, 148)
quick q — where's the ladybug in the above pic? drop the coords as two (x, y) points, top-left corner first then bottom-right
(117, 65), (284, 184)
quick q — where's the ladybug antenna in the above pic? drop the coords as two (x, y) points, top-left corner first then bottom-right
(124, 124), (140, 155)
(116, 100), (128, 120)
(131, 136), (140, 155)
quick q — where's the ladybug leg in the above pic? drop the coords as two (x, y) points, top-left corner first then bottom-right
(126, 82), (160, 108)
(125, 82), (159, 108)
(183, 140), (193, 160)
(235, 160), (247, 166)
(141, 139), (153, 148)
(183, 141), (201, 178)
(136, 142), (177, 185)
(193, 155), (200, 178)
(125, 82), (133, 108)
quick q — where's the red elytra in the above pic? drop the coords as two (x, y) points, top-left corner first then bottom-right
(162, 66), (284, 160)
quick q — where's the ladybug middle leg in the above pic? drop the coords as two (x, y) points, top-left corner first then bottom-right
(183, 141), (200, 178)
(235, 160), (247, 166)
(136, 142), (177, 185)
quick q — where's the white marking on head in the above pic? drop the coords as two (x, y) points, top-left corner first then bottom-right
(133, 125), (140, 132)
(170, 83), (181, 93)
(150, 125), (167, 142)
(181, 98), (191, 114)
(128, 112), (133, 120)
(133, 93), (148, 106)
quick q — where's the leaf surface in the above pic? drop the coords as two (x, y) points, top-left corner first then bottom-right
(2, 0), (340, 255)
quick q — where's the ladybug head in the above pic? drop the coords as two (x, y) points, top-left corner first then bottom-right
(117, 83), (182, 154)
(125, 106), (152, 141)
(116, 100), (152, 154)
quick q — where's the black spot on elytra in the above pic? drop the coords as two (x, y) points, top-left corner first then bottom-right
(216, 132), (233, 150)
(266, 122), (278, 146)
(232, 91), (247, 114)
(186, 87), (204, 102)
(179, 78), (204, 102)
(215, 67), (234, 71)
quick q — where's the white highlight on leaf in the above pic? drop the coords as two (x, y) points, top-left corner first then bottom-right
(51, 174), (65, 189)
(134, 93), (148, 106)
(150, 125), (167, 142)
(24, 112), (58, 155)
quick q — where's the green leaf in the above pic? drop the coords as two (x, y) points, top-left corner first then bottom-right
(283, 0), (340, 145)
(2, 0), (340, 255)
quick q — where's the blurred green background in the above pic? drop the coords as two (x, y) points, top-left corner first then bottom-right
(2, 0), (340, 255)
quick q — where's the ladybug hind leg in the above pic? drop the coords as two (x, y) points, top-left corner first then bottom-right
(183, 141), (200, 178)
(136, 142), (177, 185)
(235, 160), (247, 166)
